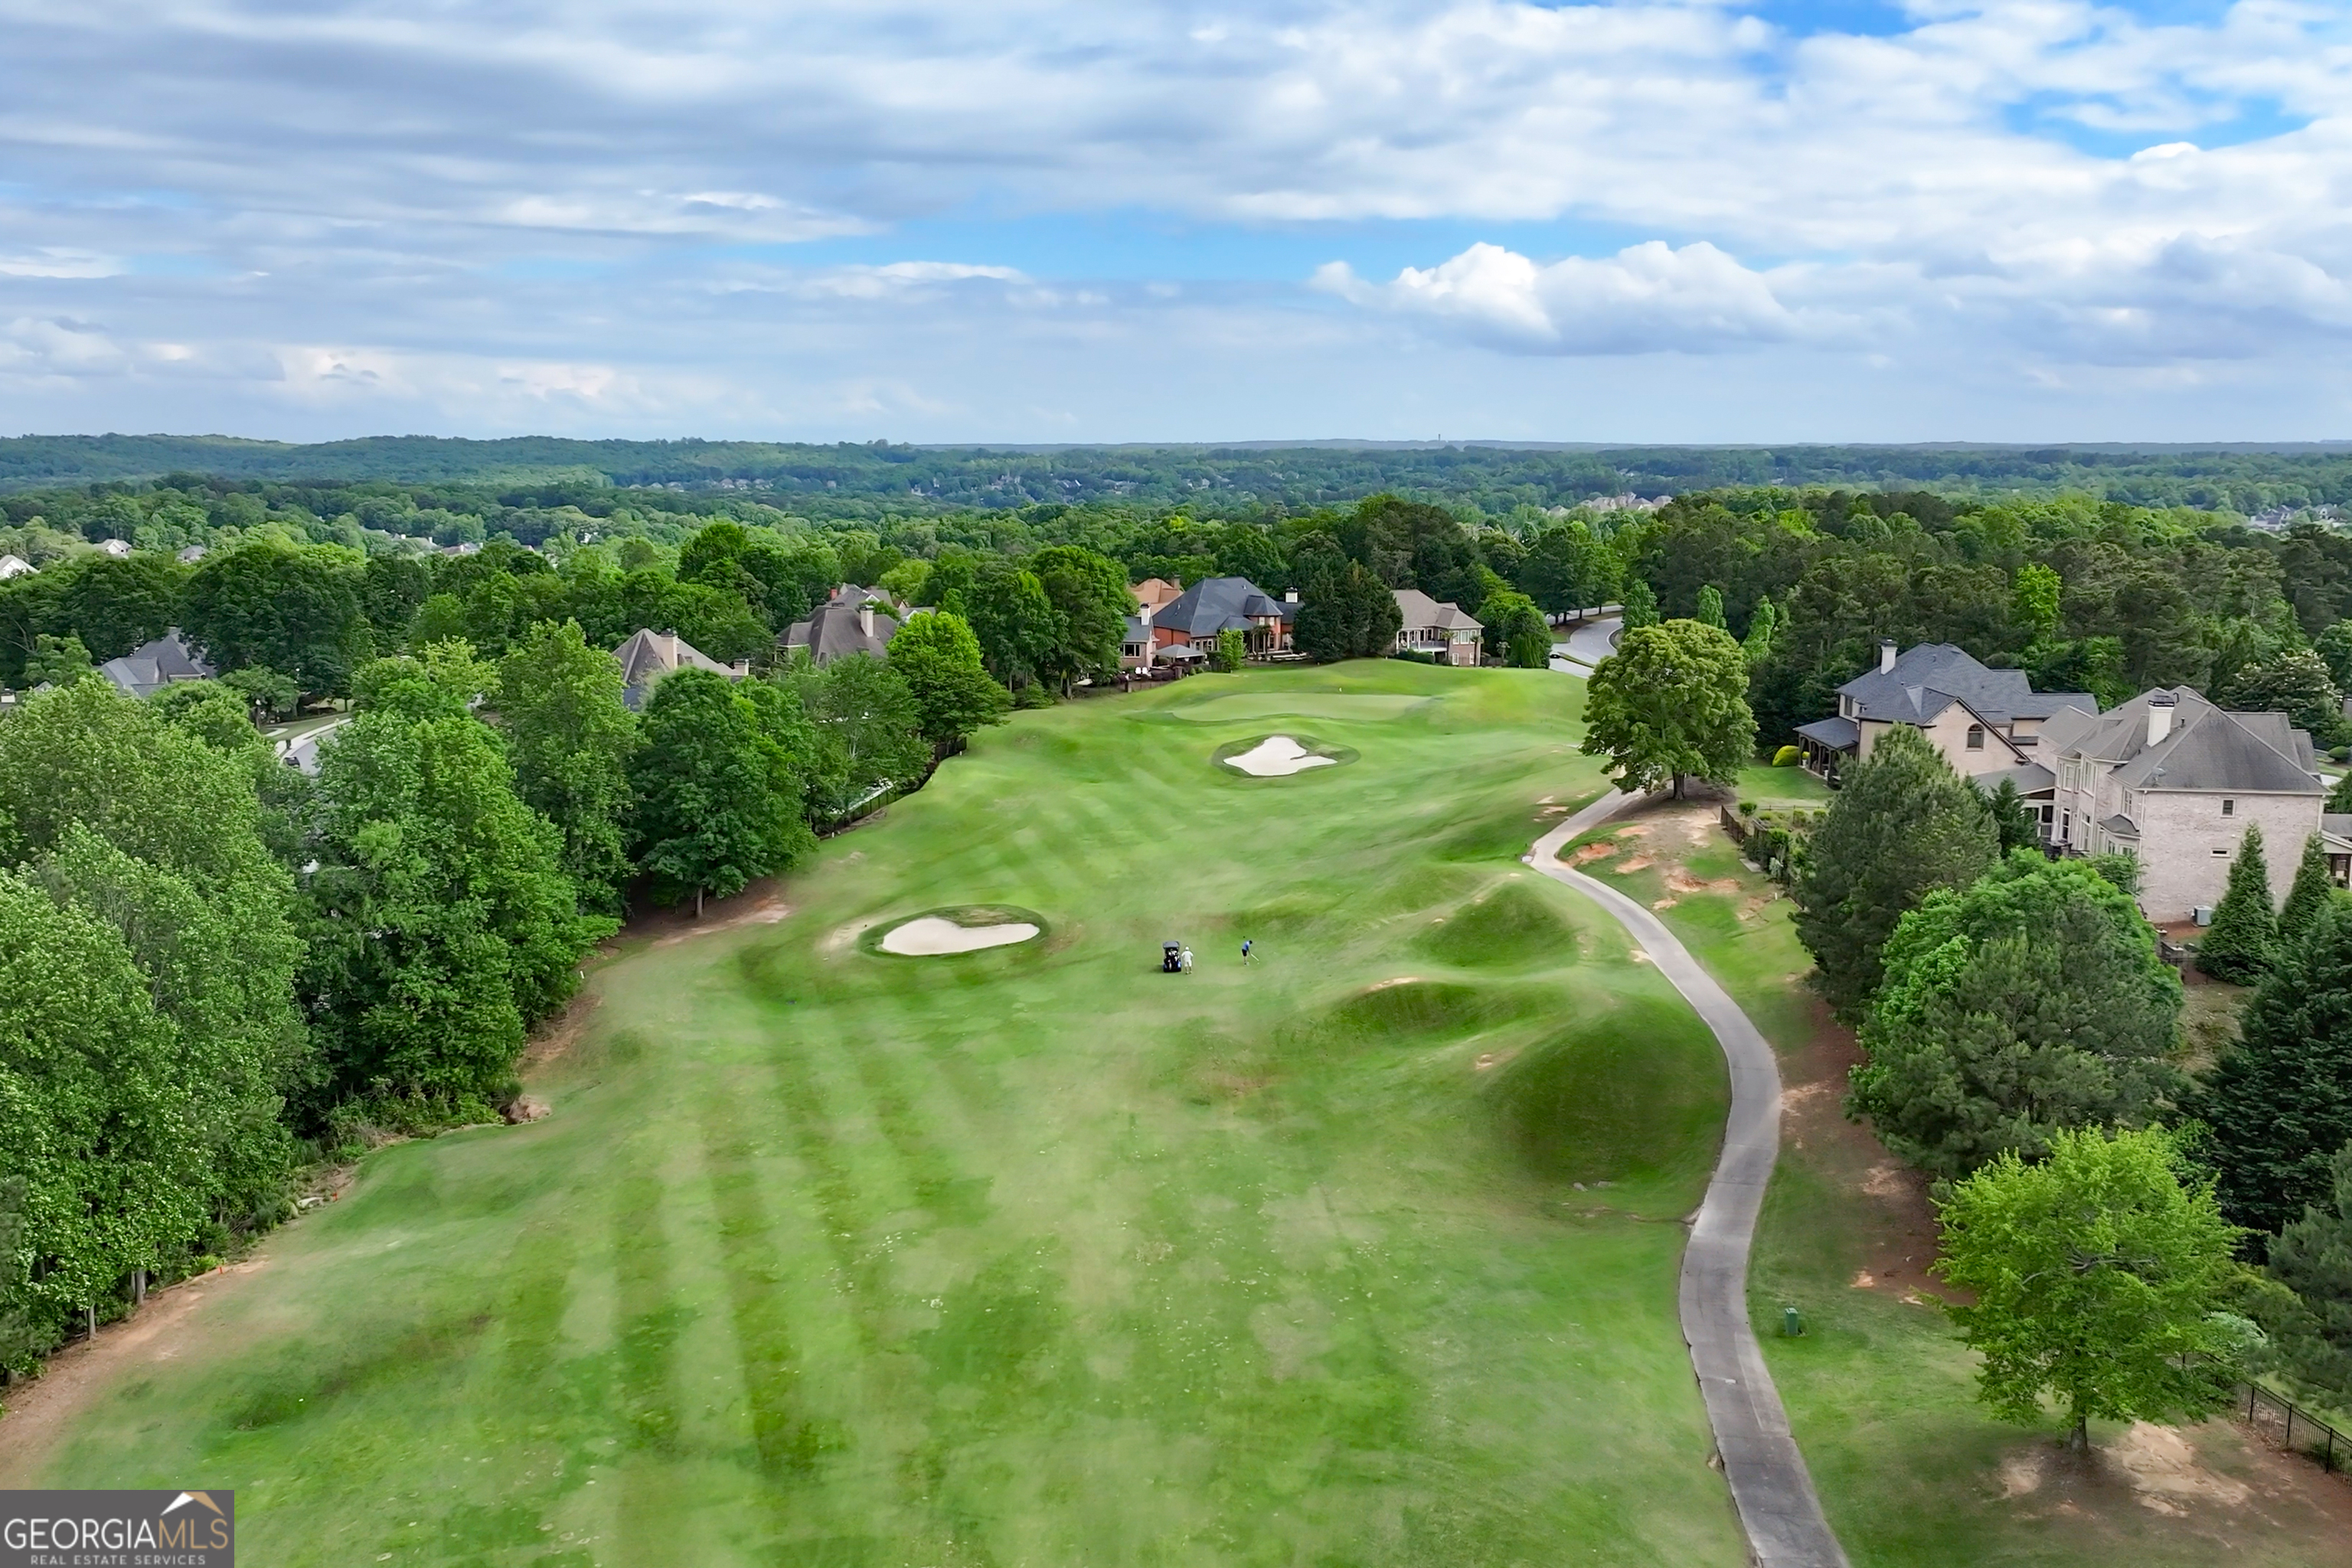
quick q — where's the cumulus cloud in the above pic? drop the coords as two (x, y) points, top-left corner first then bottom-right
(1315, 241), (1804, 354)
(0, 0), (2348, 436)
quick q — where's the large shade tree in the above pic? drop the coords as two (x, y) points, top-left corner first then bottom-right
(495, 620), (639, 915)
(887, 610), (1011, 756)
(1849, 853), (2182, 1180)
(1935, 1127), (2243, 1452)
(1579, 619), (1754, 799)
(629, 668), (812, 915)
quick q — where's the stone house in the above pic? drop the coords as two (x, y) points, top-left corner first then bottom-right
(2040, 688), (2326, 922)
(1793, 642), (2096, 803)
(1390, 589), (1483, 666)
(612, 628), (746, 712)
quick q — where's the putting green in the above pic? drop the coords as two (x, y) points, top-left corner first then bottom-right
(1160, 690), (1431, 723)
(24, 664), (1749, 1567)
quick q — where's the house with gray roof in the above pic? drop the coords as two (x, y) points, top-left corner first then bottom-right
(612, 628), (746, 711)
(1794, 642), (2096, 816)
(1148, 576), (1294, 656)
(1391, 589), (1483, 666)
(2043, 687), (2326, 922)
(784, 591), (899, 666)
(0, 554), (36, 580)
(99, 628), (214, 701)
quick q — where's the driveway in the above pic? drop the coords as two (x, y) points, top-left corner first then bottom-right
(1527, 789), (1851, 1568)
(276, 714), (351, 776)
(1550, 612), (1622, 675)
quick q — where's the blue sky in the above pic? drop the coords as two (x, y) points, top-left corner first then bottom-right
(0, 0), (2348, 443)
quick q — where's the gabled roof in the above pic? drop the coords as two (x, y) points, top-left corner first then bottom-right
(2050, 687), (2322, 796)
(1838, 643), (2094, 729)
(1152, 576), (1293, 636)
(1123, 615), (1152, 647)
(0, 554), (36, 579)
(1393, 588), (1481, 632)
(1132, 577), (1184, 610)
(612, 628), (739, 710)
(784, 601), (899, 666)
(98, 629), (214, 701)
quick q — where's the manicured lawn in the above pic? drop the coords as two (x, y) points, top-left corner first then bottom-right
(1566, 808), (2352, 1567)
(28, 663), (1753, 1567)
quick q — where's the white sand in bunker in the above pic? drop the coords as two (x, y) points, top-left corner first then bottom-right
(1223, 736), (1338, 776)
(880, 916), (1040, 955)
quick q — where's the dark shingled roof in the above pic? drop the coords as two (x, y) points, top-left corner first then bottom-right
(612, 628), (738, 711)
(784, 600), (899, 666)
(1151, 576), (1293, 638)
(1794, 716), (1860, 750)
(1838, 643), (2094, 729)
(2043, 687), (2322, 795)
(99, 628), (212, 700)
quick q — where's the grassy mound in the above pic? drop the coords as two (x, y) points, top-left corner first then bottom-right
(1486, 997), (1727, 1188)
(1419, 877), (1578, 968)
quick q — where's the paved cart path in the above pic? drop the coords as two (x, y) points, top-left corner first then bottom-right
(1528, 789), (1851, 1568)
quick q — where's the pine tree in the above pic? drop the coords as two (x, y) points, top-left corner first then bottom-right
(2279, 833), (2340, 956)
(1794, 724), (1999, 1021)
(2329, 769), (2352, 814)
(1740, 599), (1778, 666)
(2197, 823), (2277, 985)
(2197, 900), (2352, 1239)
(2263, 1140), (2352, 1403)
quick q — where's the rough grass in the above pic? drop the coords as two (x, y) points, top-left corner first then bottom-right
(24, 662), (1753, 1568)
(1606, 798), (2352, 1568)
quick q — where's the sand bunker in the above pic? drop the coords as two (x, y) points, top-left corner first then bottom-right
(1223, 736), (1339, 777)
(880, 916), (1040, 955)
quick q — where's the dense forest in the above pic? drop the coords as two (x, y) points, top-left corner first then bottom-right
(5, 435), (2352, 518)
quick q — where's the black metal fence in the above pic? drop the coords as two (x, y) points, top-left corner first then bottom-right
(2240, 1381), (2352, 1475)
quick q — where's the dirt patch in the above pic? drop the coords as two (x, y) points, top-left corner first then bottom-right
(651, 888), (792, 946)
(1568, 839), (1619, 864)
(1778, 995), (1950, 1301)
(1664, 867), (1741, 897)
(0, 1259), (270, 1486)
(519, 989), (602, 1073)
(1612, 855), (1654, 874)
(2109, 1422), (2254, 1514)
(1367, 975), (1423, 990)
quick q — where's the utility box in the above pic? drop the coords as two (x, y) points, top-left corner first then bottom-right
(1780, 1306), (1805, 1338)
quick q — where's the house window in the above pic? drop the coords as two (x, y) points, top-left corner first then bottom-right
(2223, 799), (2235, 816)
(2061, 810), (2072, 838)
(1965, 724), (1984, 750)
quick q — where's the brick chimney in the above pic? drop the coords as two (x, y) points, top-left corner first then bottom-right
(2147, 691), (2177, 747)
(1878, 639), (1897, 675)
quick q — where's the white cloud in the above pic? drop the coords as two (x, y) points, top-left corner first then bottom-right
(0, 0), (2349, 435)
(1315, 240), (1805, 354)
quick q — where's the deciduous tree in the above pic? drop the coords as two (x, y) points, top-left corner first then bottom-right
(629, 668), (807, 914)
(1579, 619), (1753, 799)
(1935, 1127), (2243, 1452)
(884, 610), (1009, 754)
(497, 620), (639, 915)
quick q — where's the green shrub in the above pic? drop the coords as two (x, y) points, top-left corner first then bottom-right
(1738, 799), (1756, 815)
(1772, 744), (1801, 766)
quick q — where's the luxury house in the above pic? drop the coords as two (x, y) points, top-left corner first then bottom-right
(612, 628), (746, 711)
(2041, 688), (2328, 922)
(783, 587), (900, 666)
(1793, 642), (2097, 832)
(1391, 590), (1483, 666)
(1148, 577), (1294, 656)
(98, 629), (213, 701)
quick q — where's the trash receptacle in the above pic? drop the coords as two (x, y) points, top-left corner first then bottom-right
(1781, 1305), (1804, 1338)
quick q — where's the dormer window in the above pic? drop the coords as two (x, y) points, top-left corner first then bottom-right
(1965, 724), (1985, 750)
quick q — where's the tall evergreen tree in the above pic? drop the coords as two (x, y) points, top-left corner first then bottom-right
(2330, 769), (2352, 814)
(2262, 1139), (2352, 1404)
(1794, 724), (1999, 1021)
(1694, 584), (1727, 630)
(2196, 900), (2352, 1239)
(2279, 832), (2340, 956)
(2197, 823), (2276, 985)
(1619, 576), (1659, 630)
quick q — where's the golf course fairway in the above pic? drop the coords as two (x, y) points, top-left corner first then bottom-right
(15, 662), (1753, 1566)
